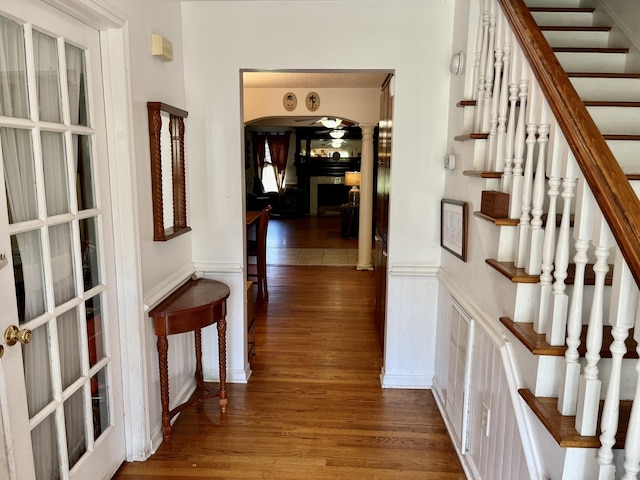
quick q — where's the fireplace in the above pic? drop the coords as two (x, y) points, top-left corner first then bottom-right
(309, 176), (350, 215)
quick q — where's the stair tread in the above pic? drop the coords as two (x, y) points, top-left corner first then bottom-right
(500, 317), (639, 358)
(584, 101), (640, 107)
(519, 389), (630, 449)
(454, 133), (489, 141)
(474, 211), (519, 226)
(529, 7), (595, 13)
(568, 72), (640, 79)
(553, 47), (629, 53)
(541, 26), (611, 32)
(485, 259), (613, 285)
(604, 134), (640, 141)
(457, 100), (476, 107)
(474, 212), (572, 227)
(462, 170), (502, 179)
(485, 259), (539, 283)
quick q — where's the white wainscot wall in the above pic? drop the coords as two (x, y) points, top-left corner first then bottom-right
(434, 276), (537, 480)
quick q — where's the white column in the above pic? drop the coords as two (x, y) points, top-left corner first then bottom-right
(357, 124), (375, 270)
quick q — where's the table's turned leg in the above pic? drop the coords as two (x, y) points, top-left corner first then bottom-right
(157, 334), (171, 441)
(217, 317), (228, 413)
(194, 328), (204, 388)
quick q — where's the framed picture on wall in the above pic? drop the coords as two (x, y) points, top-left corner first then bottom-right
(441, 199), (468, 261)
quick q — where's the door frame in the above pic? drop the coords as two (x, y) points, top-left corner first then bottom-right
(41, 0), (150, 462)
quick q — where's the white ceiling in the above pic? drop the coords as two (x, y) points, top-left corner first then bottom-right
(243, 71), (390, 89)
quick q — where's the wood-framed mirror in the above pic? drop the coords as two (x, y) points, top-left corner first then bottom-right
(147, 102), (191, 241)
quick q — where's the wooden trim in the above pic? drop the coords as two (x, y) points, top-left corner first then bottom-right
(499, 0), (640, 287)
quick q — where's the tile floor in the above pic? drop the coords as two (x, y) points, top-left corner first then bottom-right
(267, 247), (358, 266)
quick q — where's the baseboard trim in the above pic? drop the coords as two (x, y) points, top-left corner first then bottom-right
(432, 382), (481, 480)
(379, 368), (432, 389)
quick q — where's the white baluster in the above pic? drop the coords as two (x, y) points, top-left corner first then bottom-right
(486, 13), (503, 171)
(474, 6), (490, 132)
(598, 251), (638, 480)
(547, 152), (578, 346)
(514, 123), (537, 269)
(481, 8), (496, 134)
(525, 123), (550, 276)
(501, 44), (521, 189)
(507, 78), (529, 216)
(471, 0), (487, 103)
(493, 29), (511, 173)
(558, 178), (595, 415)
(530, 159), (564, 334)
(622, 304), (640, 480)
(575, 215), (614, 436)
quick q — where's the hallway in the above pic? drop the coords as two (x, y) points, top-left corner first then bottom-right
(113, 216), (465, 479)
(265, 215), (359, 266)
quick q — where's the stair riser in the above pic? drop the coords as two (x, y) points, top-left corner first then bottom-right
(605, 140), (640, 174)
(571, 77), (640, 102)
(543, 30), (610, 48)
(555, 52), (628, 72)
(520, 282), (613, 326)
(586, 106), (640, 135)
(507, 327), (638, 399)
(531, 11), (595, 27)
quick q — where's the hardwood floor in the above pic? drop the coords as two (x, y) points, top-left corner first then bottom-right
(113, 216), (465, 479)
(267, 214), (357, 249)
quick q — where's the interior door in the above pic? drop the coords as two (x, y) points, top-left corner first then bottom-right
(0, 1), (125, 478)
(374, 75), (393, 351)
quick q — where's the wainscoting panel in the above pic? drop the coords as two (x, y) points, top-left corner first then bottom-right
(435, 282), (532, 480)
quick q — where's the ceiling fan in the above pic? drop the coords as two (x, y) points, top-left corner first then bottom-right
(293, 116), (355, 129)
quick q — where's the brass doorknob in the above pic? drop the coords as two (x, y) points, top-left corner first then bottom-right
(5, 325), (33, 346)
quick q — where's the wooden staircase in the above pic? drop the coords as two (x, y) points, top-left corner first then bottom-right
(448, 0), (640, 478)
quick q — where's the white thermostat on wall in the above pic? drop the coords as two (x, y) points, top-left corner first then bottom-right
(444, 152), (456, 170)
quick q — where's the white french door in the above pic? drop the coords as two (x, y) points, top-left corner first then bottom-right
(0, 1), (125, 479)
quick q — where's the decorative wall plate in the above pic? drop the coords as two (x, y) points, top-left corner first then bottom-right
(283, 92), (297, 111)
(306, 91), (320, 111)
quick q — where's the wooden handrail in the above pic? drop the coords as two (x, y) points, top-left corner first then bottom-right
(498, 0), (640, 287)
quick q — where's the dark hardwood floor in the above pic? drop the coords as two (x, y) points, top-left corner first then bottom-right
(113, 216), (465, 479)
(267, 214), (357, 249)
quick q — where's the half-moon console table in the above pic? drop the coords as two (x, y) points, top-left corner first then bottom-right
(149, 278), (230, 442)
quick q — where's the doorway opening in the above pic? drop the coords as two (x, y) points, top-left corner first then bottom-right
(241, 69), (391, 353)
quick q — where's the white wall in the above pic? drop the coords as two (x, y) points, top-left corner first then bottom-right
(244, 87), (382, 125)
(182, 0), (455, 389)
(99, 0), (196, 453)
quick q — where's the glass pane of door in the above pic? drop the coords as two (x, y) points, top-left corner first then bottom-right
(0, 6), (124, 478)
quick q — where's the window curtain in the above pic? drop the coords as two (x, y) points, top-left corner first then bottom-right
(255, 133), (266, 180)
(266, 133), (290, 192)
(1, 19), (86, 477)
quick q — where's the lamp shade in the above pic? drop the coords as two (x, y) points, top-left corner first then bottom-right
(320, 117), (342, 129)
(344, 171), (361, 187)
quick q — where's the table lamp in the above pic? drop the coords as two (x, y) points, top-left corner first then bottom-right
(345, 171), (361, 206)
